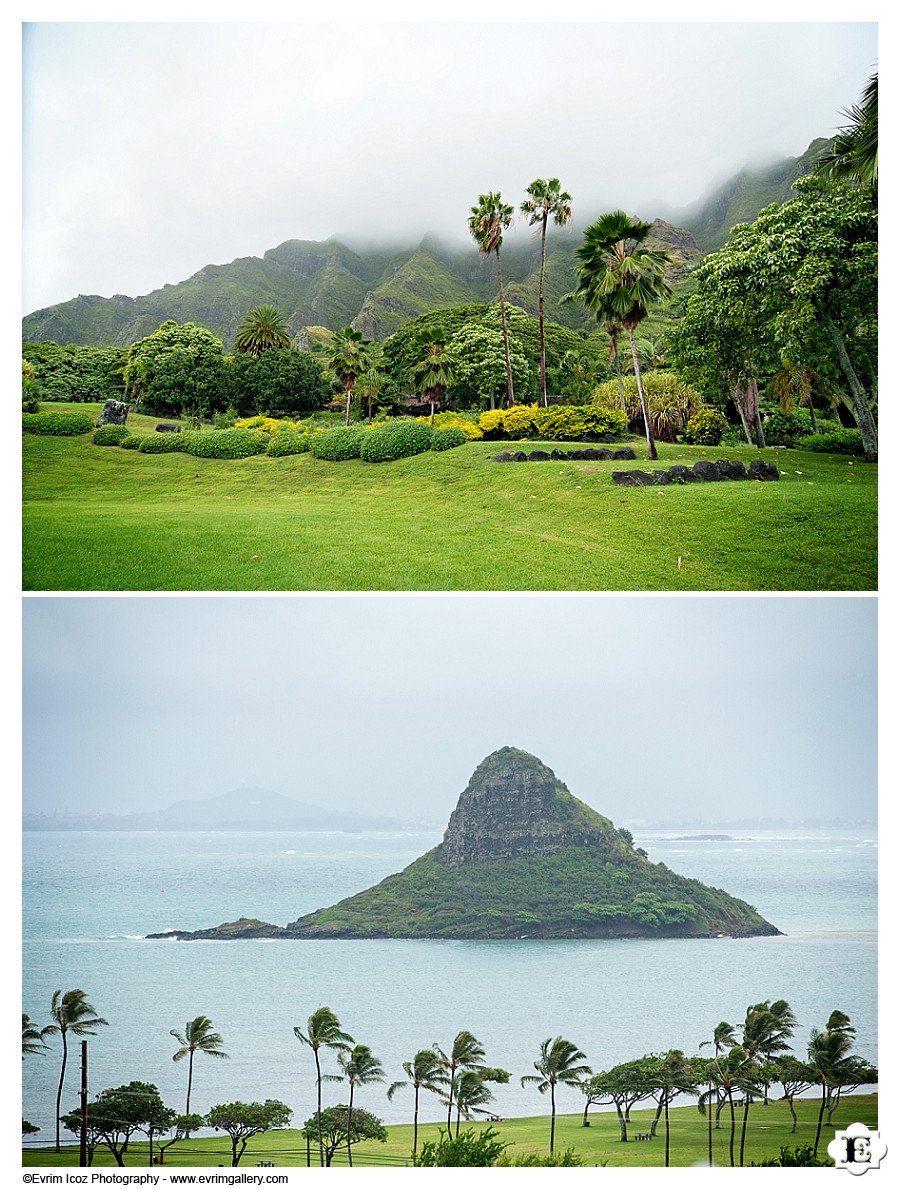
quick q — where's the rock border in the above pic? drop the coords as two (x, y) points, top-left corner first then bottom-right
(612, 459), (779, 486)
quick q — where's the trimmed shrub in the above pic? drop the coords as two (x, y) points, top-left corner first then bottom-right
(684, 407), (729, 446)
(181, 429), (270, 459)
(138, 432), (187, 453)
(476, 403), (627, 442)
(417, 411), (484, 440)
(359, 420), (434, 463)
(431, 426), (467, 452)
(22, 411), (94, 436)
(795, 428), (865, 455)
(308, 426), (365, 461)
(119, 434), (144, 450)
(92, 424), (131, 446)
(267, 430), (311, 456)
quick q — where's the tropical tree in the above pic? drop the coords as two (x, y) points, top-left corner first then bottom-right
(45, 989), (108, 1152)
(233, 304), (292, 355)
(521, 178), (573, 405)
(206, 1099), (292, 1167)
(698, 1045), (751, 1167)
(155, 1112), (205, 1164)
(814, 73), (877, 188)
(22, 1013), (51, 1058)
(776, 1055), (816, 1133)
(742, 999), (796, 1103)
(411, 328), (458, 426)
(520, 1036), (592, 1154)
(122, 320), (226, 418)
(434, 1030), (486, 1133)
(449, 1069), (495, 1136)
(336, 1043), (385, 1166)
(300, 1105), (387, 1166)
(387, 1048), (447, 1154)
(565, 212), (672, 459)
(170, 1015), (229, 1114)
(808, 1010), (858, 1156)
(447, 323), (533, 410)
(581, 1060), (651, 1141)
(650, 1050), (699, 1167)
(294, 1007), (354, 1165)
(468, 191), (516, 407)
(326, 327), (375, 425)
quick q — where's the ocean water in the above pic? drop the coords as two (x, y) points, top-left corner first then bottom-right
(22, 827), (877, 1142)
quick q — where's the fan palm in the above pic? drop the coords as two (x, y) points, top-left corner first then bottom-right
(434, 1029), (486, 1133)
(233, 304), (292, 355)
(294, 1007), (354, 1166)
(410, 328), (458, 425)
(326, 327), (375, 425)
(815, 72), (877, 188)
(468, 192), (516, 407)
(170, 1015), (229, 1114)
(387, 1048), (447, 1155)
(45, 989), (108, 1151)
(566, 211), (672, 460)
(337, 1044), (384, 1166)
(521, 178), (573, 406)
(520, 1036), (592, 1154)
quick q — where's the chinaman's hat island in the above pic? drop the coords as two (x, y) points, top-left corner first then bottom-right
(146, 748), (781, 942)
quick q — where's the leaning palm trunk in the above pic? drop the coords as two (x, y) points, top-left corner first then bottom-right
(346, 1086), (355, 1166)
(814, 1083), (829, 1156)
(55, 1031), (68, 1151)
(822, 309), (877, 461)
(739, 1098), (751, 1166)
(627, 326), (657, 460)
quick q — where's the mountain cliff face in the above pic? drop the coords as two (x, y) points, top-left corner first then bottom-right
(147, 748), (781, 942)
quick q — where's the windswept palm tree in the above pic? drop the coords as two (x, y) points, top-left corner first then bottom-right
(387, 1049), (447, 1155)
(410, 328), (458, 426)
(434, 1030), (486, 1134)
(521, 178), (573, 406)
(170, 1015), (229, 1114)
(449, 1069), (494, 1136)
(742, 999), (796, 1103)
(23, 1013), (52, 1059)
(520, 1036), (592, 1154)
(653, 1050), (697, 1168)
(294, 1007), (354, 1166)
(698, 1045), (749, 1167)
(45, 989), (108, 1152)
(566, 212), (672, 460)
(815, 72), (877, 188)
(326, 327), (375, 426)
(337, 1044), (384, 1166)
(233, 304), (292, 355)
(808, 1012), (856, 1156)
(468, 192), (516, 407)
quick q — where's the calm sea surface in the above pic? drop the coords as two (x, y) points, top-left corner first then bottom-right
(22, 827), (877, 1140)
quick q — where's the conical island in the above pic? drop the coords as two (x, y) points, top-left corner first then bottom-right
(148, 748), (780, 941)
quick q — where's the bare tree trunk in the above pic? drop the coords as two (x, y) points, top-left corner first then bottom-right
(628, 326), (657, 460)
(823, 309), (877, 461)
(538, 216), (548, 406)
(495, 250), (515, 408)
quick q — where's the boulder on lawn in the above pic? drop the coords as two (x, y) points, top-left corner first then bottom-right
(97, 399), (129, 426)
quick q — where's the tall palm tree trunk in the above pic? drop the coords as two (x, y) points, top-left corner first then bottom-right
(537, 216), (548, 406)
(728, 1092), (736, 1167)
(185, 1051), (194, 1114)
(613, 340), (626, 414)
(664, 1096), (671, 1167)
(814, 1084), (828, 1156)
(346, 1084), (355, 1166)
(344, 380), (354, 427)
(413, 1087), (420, 1155)
(314, 1049), (325, 1166)
(495, 251), (515, 408)
(55, 1030), (68, 1151)
(627, 326), (657, 460)
(549, 1082), (556, 1153)
(739, 1099), (751, 1166)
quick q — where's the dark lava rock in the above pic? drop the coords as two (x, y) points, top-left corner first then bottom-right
(156, 423), (182, 434)
(653, 470), (673, 485)
(612, 448), (637, 460)
(612, 470), (656, 486)
(566, 450), (586, 460)
(528, 450), (551, 461)
(512, 451), (528, 462)
(692, 460), (722, 481)
(667, 465), (699, 483)
(715, 458), (749, 480)
(551, 449), (567, 460)
(493, 452), (513, 462)
(748, 460), (780, 481)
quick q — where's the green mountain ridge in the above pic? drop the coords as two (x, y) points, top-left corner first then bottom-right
(147, 748), (781, 942)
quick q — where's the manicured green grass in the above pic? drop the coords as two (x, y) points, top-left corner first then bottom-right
(23, 404), (876, 591)
(21, 1093), (877, 1167)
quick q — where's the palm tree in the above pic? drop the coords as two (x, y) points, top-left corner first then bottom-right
(653, 1050), (697, 1167)
(521, 178), (573, 406)
(170, 1015), (229, 1114)
(294, 1007), (354, 1166)
(23, 1013), (51, 1059)
(337, 1044), (384, 1166)
(698, 1046), (748, 1167)
(410, 328), (458, 426)
(45, 989), (108, 1152)
(449, 1069), (494, 1136)
(433, 1030), (486, 1134)
(468, 192), (516, 407)
(808, 1012), (856, 1156)
(326, 327), (375, 425)
(387, 1049), (447, 1155)
(815, 72), (877, 188)
(233, 304), (292, 355)
(742, 999), (796, 1103)
(520, 1036), (592, 1154)
(566, 212), (672, 460)
(603, 317), (627, 413)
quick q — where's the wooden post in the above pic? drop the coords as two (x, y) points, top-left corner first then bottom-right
(80, 1040), (88, 1167)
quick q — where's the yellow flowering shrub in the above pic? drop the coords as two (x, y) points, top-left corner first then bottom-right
(416, 412), (483, 440)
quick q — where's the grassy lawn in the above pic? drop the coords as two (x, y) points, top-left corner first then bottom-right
(23, 404), (877, 591)
(21, 1093), (877, 1167)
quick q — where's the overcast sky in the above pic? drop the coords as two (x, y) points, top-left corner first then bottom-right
(21, 18), (877, 314)
(23, 595), (876, 826)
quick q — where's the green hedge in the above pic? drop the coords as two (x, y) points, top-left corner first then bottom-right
(359, 420), (434, 463)
(431, 426), (467, 451)
(119, 434), (144, 450)
(182, 429), (270, 459)
(684, 407), (729, 446)
(22, 411), (94, 436)
(795, 428), (865, 455)
(266, 430), (311, 457)
(92, 424), (131, 446)
(138, 432), (187, 453)
(308, 427), (365, 461)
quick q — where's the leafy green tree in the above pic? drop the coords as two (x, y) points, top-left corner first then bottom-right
(22, 342), (127, 405)
(206, 1099), (292, 1167)
(413, 1126), (507, 1167)
(326, 327), (375, 425)
(62, 1082), (171, 1167)
(124, 1082), (179, 1167)
(581, 1060), (650, 1142)
(45, 989), (108, 1152)
(814, 73), (877, 188)
(170, 1015), (228, 1114)
(447, 324), (532, 410)
(22, 1119), (40, 1138)
(411, 327), (458, 425)
(300, 1104), (386, 1166)
(233, 304), (292, 355)
(825, 1055), (878, 1121)
(775, 1055), (816, 1133)
(123, 320), (226, 418)
(521, 178), (573, 405)
(434, 1030), (486, 1134)
(336, 1044), (384, 1166)
(754, 1143), (830, 1166)
(224, 348), (328, 417)
(468, 192), (516, 406)
(566, 212), (672, 459)
(294, 1007), (353, 1165)
(155, 1112), (205, 1164)
(521, 1036), (591, 1154)
(387, 1048), (447, 1155)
